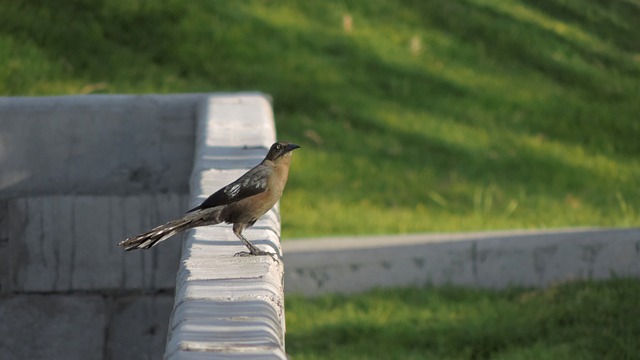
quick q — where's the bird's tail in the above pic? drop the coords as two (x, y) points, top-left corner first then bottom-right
(118, 207), (224, 251)
(118, 217), (194, 250)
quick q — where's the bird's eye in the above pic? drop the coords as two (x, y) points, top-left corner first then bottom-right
(276, 144), (282, 150)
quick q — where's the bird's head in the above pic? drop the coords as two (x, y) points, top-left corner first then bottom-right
(265, 142), (300, 162)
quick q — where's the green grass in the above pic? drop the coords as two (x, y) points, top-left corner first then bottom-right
(1, 0), (639, 237)
(286, 278), (640, 359)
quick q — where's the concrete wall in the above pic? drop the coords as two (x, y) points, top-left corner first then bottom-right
(0, 94), (199, 196)
(0, 94), (202, 360)
(0, 93), (287, 360)
(284, 228), (640, 295)
(165, 95), (287, 359)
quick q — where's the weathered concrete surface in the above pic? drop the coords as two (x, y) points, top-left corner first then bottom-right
(0, 94), (197, 294)
(107, 295), (175, 360)
(0, 94), (201, 197)
(0, 294), (174, 360)
(1, 93), (287, 360)
(165, 94), (287, 359)
(0, 295), (106, 360)
(283, 228), (640, 295)
(1, 194), (185, 294)
(0, 94), (201, 360)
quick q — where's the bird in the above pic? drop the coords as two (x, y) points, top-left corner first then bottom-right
(118, 141), (300, 256)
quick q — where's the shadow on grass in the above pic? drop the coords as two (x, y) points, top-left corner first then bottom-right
(286, 279), (640, 359)
(520, 0), (640, 54)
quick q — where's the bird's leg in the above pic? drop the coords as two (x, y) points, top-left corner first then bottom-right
(235, 233), (268, 256)
(232, 224), (275, 258)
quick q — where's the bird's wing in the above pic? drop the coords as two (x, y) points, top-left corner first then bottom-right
(187, 164), (270, 212)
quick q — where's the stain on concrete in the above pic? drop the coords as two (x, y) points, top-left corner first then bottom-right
(533, 245), (559, 284)
(581, 243), (605, 278)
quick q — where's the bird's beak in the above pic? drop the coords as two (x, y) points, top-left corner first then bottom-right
(286, 143), (301, 152)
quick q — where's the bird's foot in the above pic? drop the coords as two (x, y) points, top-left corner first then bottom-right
(234, 248), (279, 262)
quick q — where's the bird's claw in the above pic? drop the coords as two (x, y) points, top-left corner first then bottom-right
(234, 249), (280, 262)
(233, 250), (253, 257)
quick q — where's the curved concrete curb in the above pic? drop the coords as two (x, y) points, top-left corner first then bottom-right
(284, 228), (640, 295)
(165, 94), (286, 359)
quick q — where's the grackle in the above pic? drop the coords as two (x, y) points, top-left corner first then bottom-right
(118, 141), (300, 256)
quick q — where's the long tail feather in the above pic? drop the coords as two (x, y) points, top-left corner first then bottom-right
(118, 218), (193, 250)
(118, 206), (224, 251)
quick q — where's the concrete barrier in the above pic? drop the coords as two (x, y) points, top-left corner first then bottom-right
(0, 94), (200, 360)
(0, 93), (286, 360)
(284, 228), (640, 295)
(0, 94), (199, 197)
(164, 94), (286, 359)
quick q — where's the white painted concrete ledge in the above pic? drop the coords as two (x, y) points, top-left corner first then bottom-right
(165, 94), (286, 359)
(284, 227), (640, 295)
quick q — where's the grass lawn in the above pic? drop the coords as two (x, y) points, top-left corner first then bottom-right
(0, 0), (638, 237)
(286, 278), (640, 359)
